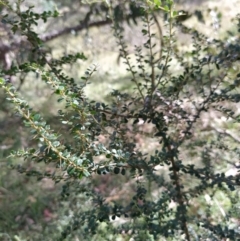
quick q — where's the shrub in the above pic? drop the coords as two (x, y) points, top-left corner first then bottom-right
(0, 0), (240, 240)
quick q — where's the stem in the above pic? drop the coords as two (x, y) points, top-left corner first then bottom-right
(145, 13), (155, 94)
(166, 141), (191, 241)
(2, 84), (88, 172)
(152, 5), (173, 95)
(117, 30), (145, 101)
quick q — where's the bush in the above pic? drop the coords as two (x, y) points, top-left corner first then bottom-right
(0, 0), (240, 240)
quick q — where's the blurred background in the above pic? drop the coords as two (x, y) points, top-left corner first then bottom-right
(0, 0), (240, 240)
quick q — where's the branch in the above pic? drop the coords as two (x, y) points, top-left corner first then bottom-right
(0, 12), (142, 62)
(40, 10), (146, 43)
(211, 126), (240, 143)
(40, 19), (112, 42)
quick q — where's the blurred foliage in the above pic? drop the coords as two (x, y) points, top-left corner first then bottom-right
(0, 0), (240, 240)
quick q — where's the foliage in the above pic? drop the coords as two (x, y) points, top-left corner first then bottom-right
(0, 0), (240, 240)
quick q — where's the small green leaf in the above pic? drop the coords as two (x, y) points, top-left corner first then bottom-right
(0, 78), (5, 84)
(33, 113), (41, 121)
(114, 167), (120, 174)
(52, 141), (60, 147)
(83, 169), (90, 177)
(106, 153), (111, 158)
(154, 0), (161, 7)
(164, 5), (169, 11)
